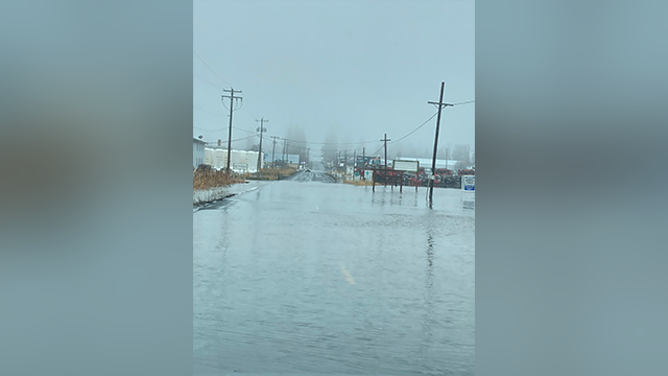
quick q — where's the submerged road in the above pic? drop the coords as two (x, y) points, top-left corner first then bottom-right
(286, 169), (337, 183)
(193, 170), (475, 375)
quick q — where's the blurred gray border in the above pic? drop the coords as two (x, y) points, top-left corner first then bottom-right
(478, 1), (668, 375)
(0, 2), (193, 375)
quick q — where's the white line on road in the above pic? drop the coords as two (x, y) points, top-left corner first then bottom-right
(341, 265), (356, 285)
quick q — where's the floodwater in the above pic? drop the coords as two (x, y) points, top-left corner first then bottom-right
(193, 168), (475, 375)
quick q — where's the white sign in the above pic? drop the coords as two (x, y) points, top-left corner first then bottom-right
(462, 176), (475, 191)
(393, 160), (419, 172)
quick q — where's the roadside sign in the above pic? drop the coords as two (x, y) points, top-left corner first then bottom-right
(462, 175), (475, 191)
(392, 160), (419, 173)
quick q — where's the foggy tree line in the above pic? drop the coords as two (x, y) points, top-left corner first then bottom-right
(245, 124), (473, 168)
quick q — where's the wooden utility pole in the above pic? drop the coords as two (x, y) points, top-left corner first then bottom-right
(282, 138), (287, 161)
(427, 82), (453, 208)
(362, 147), (365, 180)
(271, 136), (278, 167)
(381, 133), (391, 170)
(380, 133), (391, 187)
(353, 150), (357, 181)
(255, 118), (268, 175)
(222, 88), (242, 174)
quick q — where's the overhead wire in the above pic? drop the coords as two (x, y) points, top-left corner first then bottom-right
(205, 134), (258, 145)
(370, 143), (384, 156)
(193, 50), (230, 87)
(193, 106), (225, 117)
(193, 107), (258, 134)
(196, 98), (474, 152)
(193, 71), (223, 90)
(388, 112), (438, 145)
(260, 101), (472, 148)
(193, 125), (221, 132)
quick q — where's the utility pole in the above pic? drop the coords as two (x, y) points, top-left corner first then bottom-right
(271, 136), (278, 167)
(381, 133), (391, 170)
(255, 117), (268, 175)
(380, 133), (391, 187)
(306, 148), (310, 165)
(282, 139), (287, 162)
(427, 82), (453, 208)
(353, 150), (357, 181)
(362, 147), (366, 180)
(222, 88), (242, 174)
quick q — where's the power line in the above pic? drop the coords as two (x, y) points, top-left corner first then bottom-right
(193, 71), (223, 90)
(256, 103), (473, 148)
(193, 104), (251, 136)
(193, 107), (255, 133)
(234, 126), (256, 134)
(385, 100), (474, 145)
(388, 112), (438, 145)
(259, 135), (378, 146)
(193, 50), (230, 86)
(204, 135), (257, 145)
(193, 124), (256, 135)
(193, 125), (222, 132)
(193, 106), (225, 117)
(371, 143), (384, 155)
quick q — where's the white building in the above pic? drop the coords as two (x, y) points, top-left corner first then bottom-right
(193, 137), (206, 168)
(204, 147), (264, 173)
(396, 157), (461, 170)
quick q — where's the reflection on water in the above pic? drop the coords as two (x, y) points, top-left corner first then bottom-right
(462, 196), (475, 211)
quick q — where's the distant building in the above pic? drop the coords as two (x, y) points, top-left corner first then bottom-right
(395, 157), (461, 171)
(204, 147), (264, 173)
(193, 137), (206, 168)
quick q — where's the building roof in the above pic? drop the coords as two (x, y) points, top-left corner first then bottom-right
(396, 157), (461, 169)
(193, 137), (207, 144)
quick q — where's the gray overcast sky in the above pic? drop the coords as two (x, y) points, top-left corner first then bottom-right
(194, 0), (474, 157)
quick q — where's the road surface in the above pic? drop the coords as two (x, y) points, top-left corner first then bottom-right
(193, 170), (475, 375)
(287, 169), (337, 183)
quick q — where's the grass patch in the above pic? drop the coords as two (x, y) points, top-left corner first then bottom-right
(245, 167), (298, 180)
(193, 168), (246, 190)
(343, 179), (374, 186)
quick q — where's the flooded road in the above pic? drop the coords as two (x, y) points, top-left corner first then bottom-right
(287, 169), (337, 183)
(193, 171), (475, 375)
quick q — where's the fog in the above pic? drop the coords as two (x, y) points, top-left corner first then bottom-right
(194, 0), (474, 161)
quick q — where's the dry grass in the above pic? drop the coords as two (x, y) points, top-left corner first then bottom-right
(246, 167), (298, 180)
(343, 179), (374, 186)
(193, 169), (246, 190)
